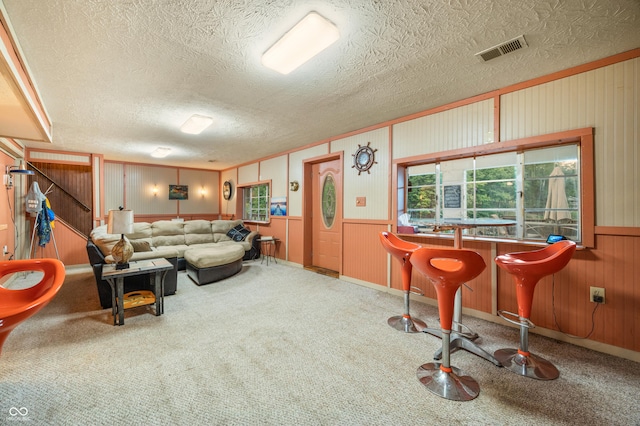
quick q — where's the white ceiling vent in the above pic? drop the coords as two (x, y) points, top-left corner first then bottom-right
(475, 35), (528, 62)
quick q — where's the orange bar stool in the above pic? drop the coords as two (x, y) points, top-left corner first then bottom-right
(378, 232), (427, 333)
(0, 259), (65, 356)
(493, 240), (576, 380)
(410, 247), (486, 401)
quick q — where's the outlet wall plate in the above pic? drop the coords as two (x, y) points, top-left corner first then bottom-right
(590, 286), (606, 304)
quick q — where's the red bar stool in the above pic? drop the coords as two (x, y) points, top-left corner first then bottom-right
(378, 232), (427, 333)
(494, 240), (576, 380)
(410, 247), (486, 401)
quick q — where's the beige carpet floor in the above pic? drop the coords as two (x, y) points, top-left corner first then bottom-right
(1, 261), (639, 425)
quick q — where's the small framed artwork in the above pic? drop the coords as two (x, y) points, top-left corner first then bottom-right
(270, 196), (287, 216)
(169, 185), (188, 200)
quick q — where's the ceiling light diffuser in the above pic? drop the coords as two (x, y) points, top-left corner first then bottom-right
(181, 114), (213, 134)
(262, 12), (340, 75)
(151, 147), (171, 158)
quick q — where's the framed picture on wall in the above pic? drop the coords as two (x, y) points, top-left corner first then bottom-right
(270, 196), (286, 216)
(169, 185), (188, 200)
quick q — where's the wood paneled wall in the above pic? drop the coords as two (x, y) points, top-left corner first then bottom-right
(501, 57), (640, 227)
(496, 236), (640, 353)
(330, 128), (390, 220)
(30, 161), (93, 236)
(392, 98), (495, 158)
(342, 222), (388, 286)
(286, 218), (304, 264)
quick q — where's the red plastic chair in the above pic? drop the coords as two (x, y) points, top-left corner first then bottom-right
(378, 232), (426, 333)
(0, 259), (65, 356)
(494, 240), (576, 380)
(410, 247), (486, 401)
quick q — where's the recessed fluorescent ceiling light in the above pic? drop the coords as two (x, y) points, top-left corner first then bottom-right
(151, 147), (171, 158)
(262, 12), (340, 75)
(181, 114), (213, 134)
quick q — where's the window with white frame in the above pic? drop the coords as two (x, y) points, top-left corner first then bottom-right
(242, 183), (270, 222)
(404, 144), (581, 242)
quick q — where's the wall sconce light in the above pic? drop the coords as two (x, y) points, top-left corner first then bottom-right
(200, 187), (206, 197)
(290, 181), (299, 192)
(152, 186), (159, 196)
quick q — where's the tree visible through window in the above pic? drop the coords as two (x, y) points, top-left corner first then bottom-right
(404, 144), (580, 242)
(242, 183), (269, 222)
(407, 172), (437, 220)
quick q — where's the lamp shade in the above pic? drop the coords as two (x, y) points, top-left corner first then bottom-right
(107, 209), (134, 235)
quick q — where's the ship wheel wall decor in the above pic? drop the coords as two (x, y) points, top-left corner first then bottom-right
(352, 142), (378, 175)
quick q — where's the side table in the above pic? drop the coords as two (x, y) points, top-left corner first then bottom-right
(101, 258), (173, 326)
(257, 237), (279, 266)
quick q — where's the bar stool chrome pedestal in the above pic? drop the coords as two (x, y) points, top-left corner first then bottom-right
(379, 232), (427, 333)
(494, 240), (576, 380)
(410, 247), (487, 401)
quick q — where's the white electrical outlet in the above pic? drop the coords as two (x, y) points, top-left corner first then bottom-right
(2, 245), (7, 255)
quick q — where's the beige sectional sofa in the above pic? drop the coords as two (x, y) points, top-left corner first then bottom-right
(90, 219), (259, 264)
(86, 219), (259, 308)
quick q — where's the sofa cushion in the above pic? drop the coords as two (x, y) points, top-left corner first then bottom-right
(131, 240), (152, 252)
(226, 224), (251, 242)
(184, 220), (215, 245)
(89, 225), (120, 256)
(151, 220), (186, 247)
(211, 220), (240, 234)
(217, 239), (252, 252)
(126, 222), (152, 239)
(184, 245), (245, 269)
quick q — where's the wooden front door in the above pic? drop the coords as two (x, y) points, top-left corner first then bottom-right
(311, 159), (342, 272)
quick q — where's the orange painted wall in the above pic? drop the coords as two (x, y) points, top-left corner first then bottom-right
(287, 218), (303, 264)
(256, 217), (287, 261)
(496, 235), (640, 353)
(342, 222), (387, 286)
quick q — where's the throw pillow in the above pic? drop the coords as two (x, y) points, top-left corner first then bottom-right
(226, 224), (251, 242)
(131, 240), (152, 252)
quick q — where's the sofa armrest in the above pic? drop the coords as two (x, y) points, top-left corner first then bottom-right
(86, 239), (106, 265)
(245, 231), (259, 245)
(244, 232), (260, 260)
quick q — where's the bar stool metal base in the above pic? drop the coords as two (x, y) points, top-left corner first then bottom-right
(416, 363), (480, 401)
(431, 332), (503, 366)
(494, 348), (559, 380)
(388, 315), (426, 333)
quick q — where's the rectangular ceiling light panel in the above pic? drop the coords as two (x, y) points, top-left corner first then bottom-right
(262, 12), (340, 75)
(181, 114), (213, 134)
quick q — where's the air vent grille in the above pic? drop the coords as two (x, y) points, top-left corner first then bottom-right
(475, 35), (528, 62)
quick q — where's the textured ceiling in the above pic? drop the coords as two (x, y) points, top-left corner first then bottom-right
(2, 0), (640, 170)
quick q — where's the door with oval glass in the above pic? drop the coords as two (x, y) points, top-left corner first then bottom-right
(311, 159), (342, 274)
